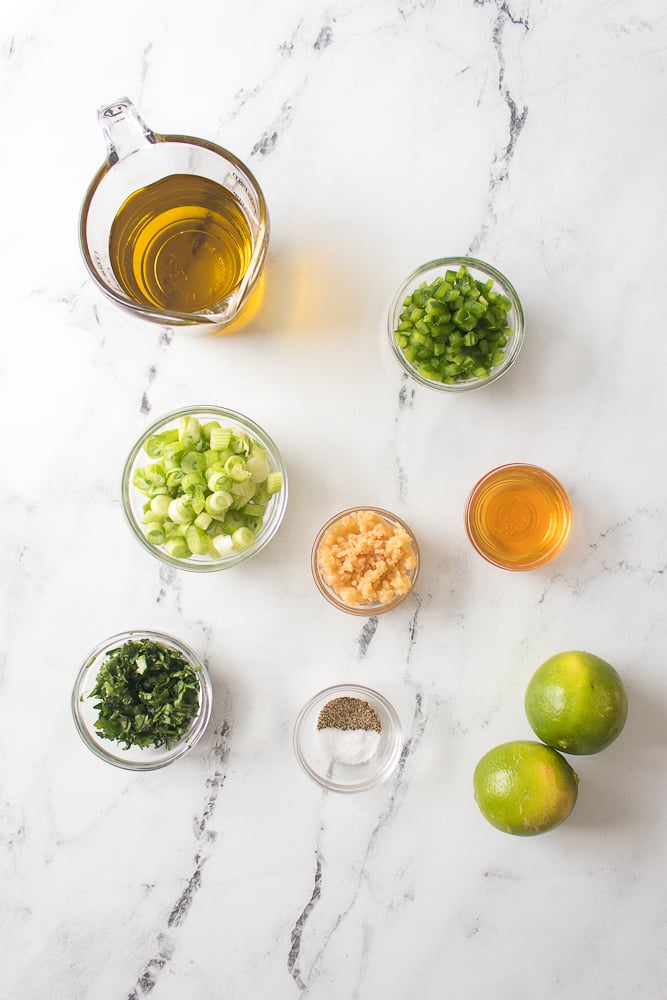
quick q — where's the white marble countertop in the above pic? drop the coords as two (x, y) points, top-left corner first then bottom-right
(2, 1), (667, 997)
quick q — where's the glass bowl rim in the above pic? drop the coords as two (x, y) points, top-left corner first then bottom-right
(464, 462), (573, 571)
(71, 628), (213, 770)
(311, 506), (420, 616)
(293, 683), (403, 793)
(121, 404), (288, 572)
(387, 255), (525, 393)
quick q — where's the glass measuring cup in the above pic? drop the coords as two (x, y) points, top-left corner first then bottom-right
(79, 98), (269, 328)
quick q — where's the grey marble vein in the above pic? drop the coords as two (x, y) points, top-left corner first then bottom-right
(351, 920), (373, 1000)
(156, 564), (182, 610)
(279, 19), (304, 57)
(127, 721), (231, 998)
(398, 0), (437, 19)
(395, 458), (408, 503)
(138, 41), (153, 100)
(296, 605), (428, 992)
(299, 686), (428, 991)
(313, 23), (334, 50)
(397, 373), (414, 411)
(288, 854), (323, 990)
(251, 100), (296, 157)
(394, 374), (414, 499)
(356, 617), (379, 658)
(139, 365), (157, 415)
(406, 597), (422, 663)
(468, 0), (529, 255)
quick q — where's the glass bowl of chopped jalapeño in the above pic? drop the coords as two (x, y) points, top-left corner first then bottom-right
(122, 405), (288, 571)
(71, 630), (213, 769)
(388, 257), (525, 391)
(311, 507), (420, 615)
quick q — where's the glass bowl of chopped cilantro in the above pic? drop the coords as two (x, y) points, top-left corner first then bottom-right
(71, 630), (212, 769)
(388, 257), (525, 391)
(122, 405), (288, 571)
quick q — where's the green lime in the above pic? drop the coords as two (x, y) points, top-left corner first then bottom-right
(525, 650), (628, 755)
(473, 740), (579, 836)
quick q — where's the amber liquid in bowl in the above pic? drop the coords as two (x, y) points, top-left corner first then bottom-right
(109, 174), (253, 312)
(465, 464), (572, 570)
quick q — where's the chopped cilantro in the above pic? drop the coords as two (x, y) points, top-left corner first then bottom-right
(88, 638), (201, 750)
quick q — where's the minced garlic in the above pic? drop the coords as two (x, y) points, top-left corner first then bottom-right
(317, 509), (417, 606)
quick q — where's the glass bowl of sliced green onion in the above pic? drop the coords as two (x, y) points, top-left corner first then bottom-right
(121, 405), (288, 571)
(388, 257), (525, 391)
(71, 629), (213, 770)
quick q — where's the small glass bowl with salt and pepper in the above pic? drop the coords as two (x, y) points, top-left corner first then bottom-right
(293, 684), (403, 793)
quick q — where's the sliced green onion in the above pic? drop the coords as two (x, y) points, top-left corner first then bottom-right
(164, 536), (190, 559)
(168, 497), (194, 524)
(231, 527), (255, 551)
(243, 503), (266, 518)
(224, 455), (250, 482)
(181, 451), (206, 474)
(185, 525), (210, 555)
(182, 471), (206, 490)
(150, 495), (171, 518)
(209, 425), (232, 451)
(266, 471), (283, 495)
(230, 429), (251, 454)
(178, 416), (201, 446)
(144, 524), (166, 545)
(207, 470), (232, 492)
(211, 533), (234, 556)
(205, 490), (233, 517)
(231, 479), (255, 503)
(246, 454), (269, 483)
(131, 415), (285, 560)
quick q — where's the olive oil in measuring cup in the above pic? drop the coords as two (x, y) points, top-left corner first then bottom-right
(108, 174), (254, 313)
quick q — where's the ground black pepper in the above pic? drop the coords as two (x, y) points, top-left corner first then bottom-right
(317, 697), (381, 733)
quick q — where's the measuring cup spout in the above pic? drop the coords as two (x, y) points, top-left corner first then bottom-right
(98, 98), (156, 165)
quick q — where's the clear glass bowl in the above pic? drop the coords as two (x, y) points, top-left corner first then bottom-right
(465, 463), (573, 570)
(71, 629), (212, 770)
(293, 684), (403, 793)
(311, 507), (420, 616)
(387, 256), (525, 392)
(121, 405), (288, 572)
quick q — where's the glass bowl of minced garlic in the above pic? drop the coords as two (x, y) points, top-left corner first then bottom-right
(311, 507), (420, 615)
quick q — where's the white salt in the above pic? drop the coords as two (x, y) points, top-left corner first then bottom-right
(318, 727), (381, 766)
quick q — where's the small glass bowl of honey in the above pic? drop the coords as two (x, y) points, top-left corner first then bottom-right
(465, 464), (572, 571)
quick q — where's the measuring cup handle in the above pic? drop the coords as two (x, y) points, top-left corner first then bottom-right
(98, 98), (157, 164)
